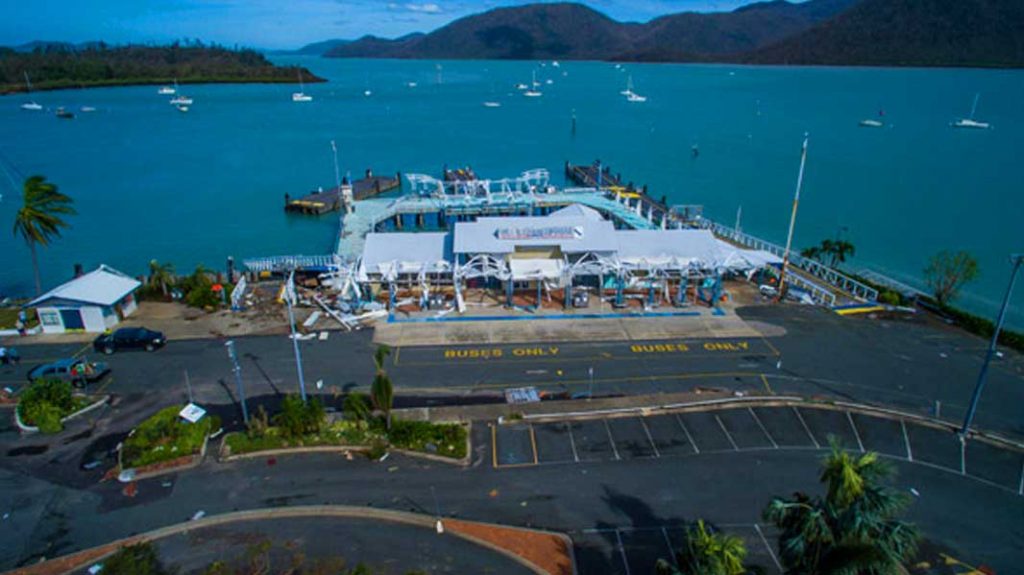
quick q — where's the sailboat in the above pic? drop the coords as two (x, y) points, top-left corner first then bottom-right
(55, 106), (74, 119)
(157, 82), (176, 95)
(169, 80), (193, 106)
(622, 76), (646, 102)
(20, 73), (43, 111)
(859, 108), (884, 128)
(952, 93), (990, 129)
(620, 75), (633, 96)
(523, 71), (542, 97)
(292, 71), (312, 102)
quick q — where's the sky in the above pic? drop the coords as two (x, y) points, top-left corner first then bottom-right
(0, 0), (760, 50)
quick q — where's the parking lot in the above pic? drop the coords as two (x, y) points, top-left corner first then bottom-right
(490, 404), (1024, 574)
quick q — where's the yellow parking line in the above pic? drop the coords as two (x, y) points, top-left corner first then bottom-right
(760, 336), (781, 357)
(393, 345), (402, 366)
(760, 374), (774, 394)
(72, 343), (92, 358)
(529, 424), (539, 465)
(491, 424), (498, 468)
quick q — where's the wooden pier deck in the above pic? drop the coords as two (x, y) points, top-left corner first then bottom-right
(285, 170), (401, 215)
(565, 161), (623, 188)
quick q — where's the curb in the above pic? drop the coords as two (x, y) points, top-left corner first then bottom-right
(114, 433), (210, 482)
(14, 395), (109, 434)
(3, 506), (569, 575)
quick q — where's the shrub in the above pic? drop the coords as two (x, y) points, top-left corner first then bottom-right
(387, 420), (467, 459)
(17, 379), (82, 433)
(102, 542), (170, 575)
(878, 290), (900, 306)
(343, 393), (372, 422)
(122, 405), (215, 468)
(274, 395), (326, 439)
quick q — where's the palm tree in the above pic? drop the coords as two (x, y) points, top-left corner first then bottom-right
(148, 259), (176, 296)
(763, 438), (918, 574)
(371, 345), (394, 430)
(830, 240), (856, 267)
(657, 519), (748, 575)
(12, 176), (76, 295)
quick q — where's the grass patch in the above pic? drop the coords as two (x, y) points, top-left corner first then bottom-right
(387, 419), (468, 459)
(0, 307), (38, 330)
(122, 406), (218, 469)
(16, 379), (93, 433)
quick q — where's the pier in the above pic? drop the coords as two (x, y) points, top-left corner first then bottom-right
(565, 160), (623, 188)
(284, 170), (401, 215)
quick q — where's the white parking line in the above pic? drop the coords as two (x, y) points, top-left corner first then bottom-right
(660, 527), (676, 566)
(748, 408), (778, 449)
(755, 524), (783, 572)
(1018, 459), (1024, 496)
(639, 417), (661, 458)
(960, 435), (966, 475)
(715, 415), (740, 451)
(566, 422), (580, 463)
(846, 411), (865, 452)
(901, 419), (913, 462)
(792, 407), (820, 448)
(675, 413), (699, 454)
(605, 419), (622, 461)
(615, 529), (633, 575)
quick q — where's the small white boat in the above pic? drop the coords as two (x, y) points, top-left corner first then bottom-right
(55, 107), (74, 119)
(176, 104), (189, 113)
(407, 81), (417, 88)
(551, 61), (560, 68)
(626, 92), (647, 103)
(170, 95), (193, 106)
(523, 71), (542, 97)
(80, 106), (96, 113)
(292, 71), (313, 102)
(364, 89), (372, 97)
(483, 101), (501, 108)
(545, 79), (553, 85)
(859, 119), (883, 128)
(158, 85), (175, 95)
(20, 73), (43, 110)
(952, 93), (991, 129)
(515, 83), (528, 90)
(622, 76), (646, 102)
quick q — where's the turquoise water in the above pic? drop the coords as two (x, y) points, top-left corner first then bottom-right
(1, 57), (1022, 325)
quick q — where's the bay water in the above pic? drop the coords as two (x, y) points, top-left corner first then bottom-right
(1, 57), (1022, 326)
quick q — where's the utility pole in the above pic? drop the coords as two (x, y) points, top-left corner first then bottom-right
(735, 205), (743, 234)
(777, 134), (809, 299)
(959, 253), (1023, 437)
(225, 340), (248, 424)
(286, 271), (309, 403)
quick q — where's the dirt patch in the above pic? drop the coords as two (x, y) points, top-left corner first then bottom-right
(445, 518), (574, 575)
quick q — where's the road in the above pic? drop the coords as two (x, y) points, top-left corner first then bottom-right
(1, 304), (1023, 572)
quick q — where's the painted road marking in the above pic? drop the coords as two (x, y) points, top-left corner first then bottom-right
(639, 417), (661, 458)
(749, 408), (778, 449)
(615, 529), (633, 575)
(604, 419), (621, 461)
(491, 425), (498, 468)
(846, 412), (865, 452)
(760, 374), (774, 394)
(529, 424), (539, 465)
(72, 343), (92, 358)
(901, 419), (913, 462)
(409, 340), (772, 366)
(398, 371), (760, 393)
(675, 414), (699, 454)
(715, 415), (739, 451)
(760, 336), (782, 357)
(960, 436), (966, 475)
(1018, 459), (1024, 496)
(660, 527), (676, 568)
(755, 524), (783, 572)
(566, 422), (580, 463)
(793, 407), (820, 449)
(630, 343), (690, 353)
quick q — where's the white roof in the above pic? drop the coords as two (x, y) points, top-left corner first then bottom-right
(616, 229), (725, 268)
(454, 212), (617, 254)
(359, 232), (452, 279)
(509, 258), (565, 280)
(28, 264), (141, 307)
(547, 204), (605, 220)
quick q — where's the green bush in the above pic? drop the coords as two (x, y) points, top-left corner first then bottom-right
(878, 290), (901, 306)
(102, 542), (170, 575)
(122, 405), (216, 468)
(17, 379), (88, 433)
(386, 420), (467, 459)
(343, 393), (372, 422)
(274, 395), (326, 439)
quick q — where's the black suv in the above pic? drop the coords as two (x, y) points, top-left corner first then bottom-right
(93, 327), (166, 354)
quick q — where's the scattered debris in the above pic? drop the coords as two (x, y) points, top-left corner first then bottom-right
(162, 481), (173, 488)
(489, 489), (499, 498)
(88, 564), (103, 575)
(387, 466), (399, 472)
(122, 482), (138, 498)
(302, 310), (322, 328)
(267, 457), (277, 466)
(910, 487), (920, 497)
(379, 452), (390, 463)
(318, 331), (329, 341)
(191, 510), (206, 521)
(82, 460), (103, 470)
(117, 468), (136, 483)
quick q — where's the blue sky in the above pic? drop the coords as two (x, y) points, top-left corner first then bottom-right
(0, 0), (759, 49)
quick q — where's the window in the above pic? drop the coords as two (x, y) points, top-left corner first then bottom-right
(39, 311), (61, 326)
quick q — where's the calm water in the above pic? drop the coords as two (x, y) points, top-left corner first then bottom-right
(2, 57), (1022, 325)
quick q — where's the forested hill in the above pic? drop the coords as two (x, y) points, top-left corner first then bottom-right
(0, 43), (324, 94)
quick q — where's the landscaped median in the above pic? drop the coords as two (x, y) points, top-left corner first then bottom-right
(109, 405), (219, 480)
(219, 394), (470, 464)
(14, 379), (108, 434)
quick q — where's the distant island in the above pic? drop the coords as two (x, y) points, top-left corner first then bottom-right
(0, 43), (325, 94)
(313, 0), (1024, 68)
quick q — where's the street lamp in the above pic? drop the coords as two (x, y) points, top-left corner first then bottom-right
(777, 134), (809, 299)
(286, 271), (309, 403)
(959, 253), (1024, 437)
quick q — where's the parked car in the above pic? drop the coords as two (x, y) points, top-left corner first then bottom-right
(93, 327), (166, 354)
(27, 358), (110, 387)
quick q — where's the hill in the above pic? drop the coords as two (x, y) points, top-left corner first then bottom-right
(289, 39), (351, 56)
(748, 0), (1024, 67)
(0, 43), (325, 94)
(324, 0), (852, 61)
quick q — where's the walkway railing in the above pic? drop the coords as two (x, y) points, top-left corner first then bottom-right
(702, 219), (878, 303)
(243, 255), (340, 273)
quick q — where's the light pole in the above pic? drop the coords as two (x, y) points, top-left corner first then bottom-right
(959, 253), (1023, 437)
(777, 134), (809, 299)
(587, 366), (594, 400)
(225, 340), (248, 424)
(286, 271), (309, 403)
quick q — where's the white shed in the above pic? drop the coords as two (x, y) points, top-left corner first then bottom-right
(27, 265), (142, 334)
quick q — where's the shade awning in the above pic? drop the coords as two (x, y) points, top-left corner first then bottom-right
(509, 258), (564, 281)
